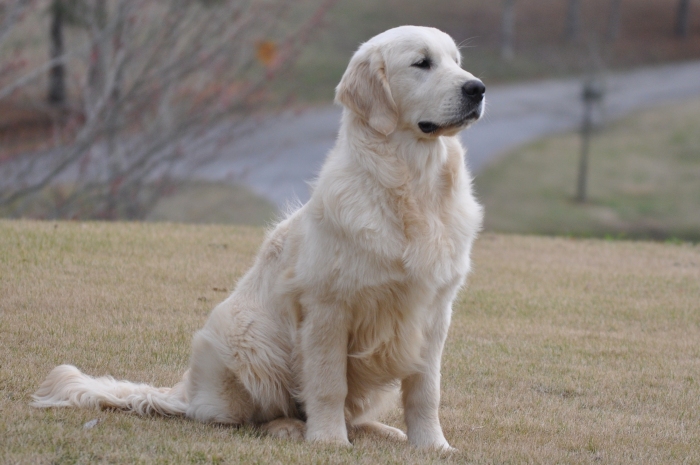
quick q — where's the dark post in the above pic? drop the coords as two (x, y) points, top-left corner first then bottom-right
(606, 0), (622, 42)
(576, 79), (604, 203)
(88, 0), (108, 94)
(676, 0), (691, 38)
(48, 0), (66, 105)
(501, 0), (516, 60)
(565, 0), (582, 43)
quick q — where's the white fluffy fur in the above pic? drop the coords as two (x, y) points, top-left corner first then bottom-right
(32, 26), (484, 450)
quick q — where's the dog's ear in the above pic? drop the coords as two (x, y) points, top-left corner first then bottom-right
(335, 47), (398, 136)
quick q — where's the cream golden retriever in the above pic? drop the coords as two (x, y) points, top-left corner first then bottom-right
(32, 26), (485, 450)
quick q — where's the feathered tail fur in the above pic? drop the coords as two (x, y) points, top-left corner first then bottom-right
(31, 364), (188, 416)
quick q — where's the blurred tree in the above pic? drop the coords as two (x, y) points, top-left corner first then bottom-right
(47, 0), (66, 105)
(0, 0), (35, 82)
(564, 0), (581, 42)
(0, 0), (32, 44)
(606, 0), (622, 42)
(676, 0), (691, 38)
(500, 0), (516, 60)
(0, 0), (335, 220)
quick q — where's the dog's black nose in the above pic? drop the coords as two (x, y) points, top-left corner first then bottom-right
(462, 80), (485, 101)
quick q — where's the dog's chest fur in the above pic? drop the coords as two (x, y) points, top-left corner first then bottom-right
(313, 134), (477, 288)
(300, 134), (480, 380)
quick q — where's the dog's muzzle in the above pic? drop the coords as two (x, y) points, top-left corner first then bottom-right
(418, 79), (486, 134)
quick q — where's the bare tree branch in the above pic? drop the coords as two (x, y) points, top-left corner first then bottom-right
(0, 0), (32, 45)
(0, 0), (337, 219)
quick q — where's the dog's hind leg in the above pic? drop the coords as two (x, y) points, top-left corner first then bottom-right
(185, 331), (255, 424)
(259, 417), (306, 440)
(349, 421), (407, 442)
(346, 385), (406, 443)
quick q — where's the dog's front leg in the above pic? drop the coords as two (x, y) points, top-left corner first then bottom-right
(401, 298), (454, 451)
(299, 300), (350, 446)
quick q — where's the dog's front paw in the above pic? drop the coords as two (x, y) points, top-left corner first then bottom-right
(439, 444), (458, 454)
(421, 438), (455, 452)
(306, 426), (351, 447)
(407, 426), (455, 451)
(307, 435), (352, 447)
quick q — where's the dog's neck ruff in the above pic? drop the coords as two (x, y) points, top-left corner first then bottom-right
(339, 109), (451, 190)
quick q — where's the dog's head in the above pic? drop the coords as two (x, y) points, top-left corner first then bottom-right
(335, 26), (485, 138)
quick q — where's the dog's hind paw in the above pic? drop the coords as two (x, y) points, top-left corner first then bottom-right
(260, 417), (306, 441)
(350, 421), (408, 442)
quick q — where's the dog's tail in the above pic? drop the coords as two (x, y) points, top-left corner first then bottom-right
(30, 364), (188, 417)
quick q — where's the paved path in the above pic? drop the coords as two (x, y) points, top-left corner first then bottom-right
(195, 60), (700, 208)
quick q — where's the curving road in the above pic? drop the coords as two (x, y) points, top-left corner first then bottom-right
(194, 60), (700, 208)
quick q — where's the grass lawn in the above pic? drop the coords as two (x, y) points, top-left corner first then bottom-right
(1, 220), (699, 463)
(475, 97), (700, 242)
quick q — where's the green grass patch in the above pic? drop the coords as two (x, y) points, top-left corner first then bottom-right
(2, 221), (700, 463)
(476, 97), (700, 241)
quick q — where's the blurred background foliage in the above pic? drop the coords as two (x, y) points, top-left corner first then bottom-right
(286, 0), (700, 101)
(1, 0), (699, 241)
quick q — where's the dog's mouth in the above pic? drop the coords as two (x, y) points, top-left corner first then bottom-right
(417, 122), (441, 134)
(418, 106), (483, 135)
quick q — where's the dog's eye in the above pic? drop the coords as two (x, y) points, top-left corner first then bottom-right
(411, 58), (431, 70)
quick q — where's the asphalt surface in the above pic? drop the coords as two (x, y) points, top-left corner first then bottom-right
(192, 60), (700, 208)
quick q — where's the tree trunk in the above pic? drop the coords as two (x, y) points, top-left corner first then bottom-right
(88, 0), (108, 99)
(104, 3), (126, 220)
(0, 0), (336, 219)
(576, 98), (593, 203)
(501, 0), (516, 60)
(564, 0), (581, 43)
(676, 0), (691, 38)
(48, 0), (66, 105)
(606, 0), (622, 42)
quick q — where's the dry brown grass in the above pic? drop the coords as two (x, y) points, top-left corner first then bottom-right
(1, 220), (699, 463)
